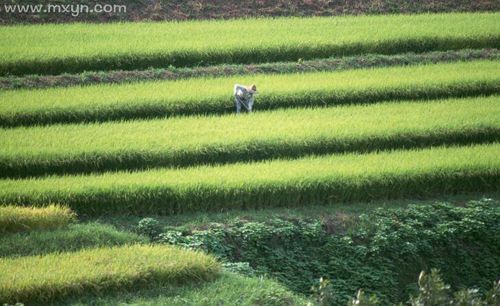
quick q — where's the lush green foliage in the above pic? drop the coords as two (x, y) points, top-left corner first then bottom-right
(0, 13), (498, 75)
(1, 96), (498, 178)
(105, 194), (498, 232)
(408, 270), (500, 306)
(0, 223), (146, 258)
(0, 144), (498, 216)
(135, 218), (162, 241)
(158, 199), (500, 304)
(1, 49), (498, 90)
(314, 269), (500, 306)
(0, 204), (76, 233)
(1, 60), (499, 127)
(54, 272), (309, 306)
(0, 244), (221, 304)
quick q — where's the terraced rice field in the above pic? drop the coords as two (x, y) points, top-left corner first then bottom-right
(0, 13), (498, 75)
(1, 144), (499, 215)
(0, 244), (220, 303)
(0, 204), (75, 233)
(1, 12), (499, 304)
(1, 96), (499, 177)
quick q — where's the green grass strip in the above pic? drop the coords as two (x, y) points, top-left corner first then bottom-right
(0, 223), (146, 258)
(1, 60), (499, 127)
(1, 96), (499, 178)
(1, 49), (498, 90)
(0, 144), (498, 216)
(0, 13), (499, 76)
(0, 244), (220, 304)
(0, 204), (76, 233)
(57, 272), (308, 306)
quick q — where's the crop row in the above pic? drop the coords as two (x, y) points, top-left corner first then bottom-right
(0, 13), (499, 75)
(0, 244), (220, 304)
(1, 60), (499, 127)
(0, 223), (145, 258)
(1, 49), (499, 90)
(0, 144), (498, 216)
(0, 204), (75, 233)
(1, 96), (499, 178)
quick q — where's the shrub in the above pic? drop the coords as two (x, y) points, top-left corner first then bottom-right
(135, 217), (162, 241)
(315, 269), (500, 306)
(363, 269), (499, 306)
(159, 199), (500, 304)
(222, 262), (256, 277)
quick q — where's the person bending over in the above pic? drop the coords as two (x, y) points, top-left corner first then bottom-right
(234, 84), (257, 114)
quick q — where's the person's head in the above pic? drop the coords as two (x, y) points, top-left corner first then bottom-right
(247, 84), (257, 93)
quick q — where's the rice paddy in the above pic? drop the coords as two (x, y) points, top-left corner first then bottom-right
(1, 11), (499, 304)
(0, 144), (498, 216)
(0, 96), (499, 177)
(0, 204), (76, 233)
(1, 13), (498, 75)
(0, 244), (220, 303)
(0, 60), (498, 127)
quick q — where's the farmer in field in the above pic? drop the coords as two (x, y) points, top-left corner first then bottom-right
(234, 84), (257, 114)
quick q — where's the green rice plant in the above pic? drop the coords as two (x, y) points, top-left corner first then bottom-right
(0, 13), (499, 75)
(0, 144), (497, 216)
(0, 244), (221, 304)
(1, 96), (499, 178)
(1, 49), (498, 90)
(0, 204), (76, 233)
(0, 223), (146, 258)
(1, 60), (499, 127)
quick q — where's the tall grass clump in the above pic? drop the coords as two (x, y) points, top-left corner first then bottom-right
(0, 244), (221, 304)
(0, 223), (146, 258)
(1, 96), (499, 178)
(0, 144), (497, 216)
(0, 13), (499, 75)
(50, 272), (308, 306)
(0, 204), (76, 233)
(0, 60), (498, 127)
